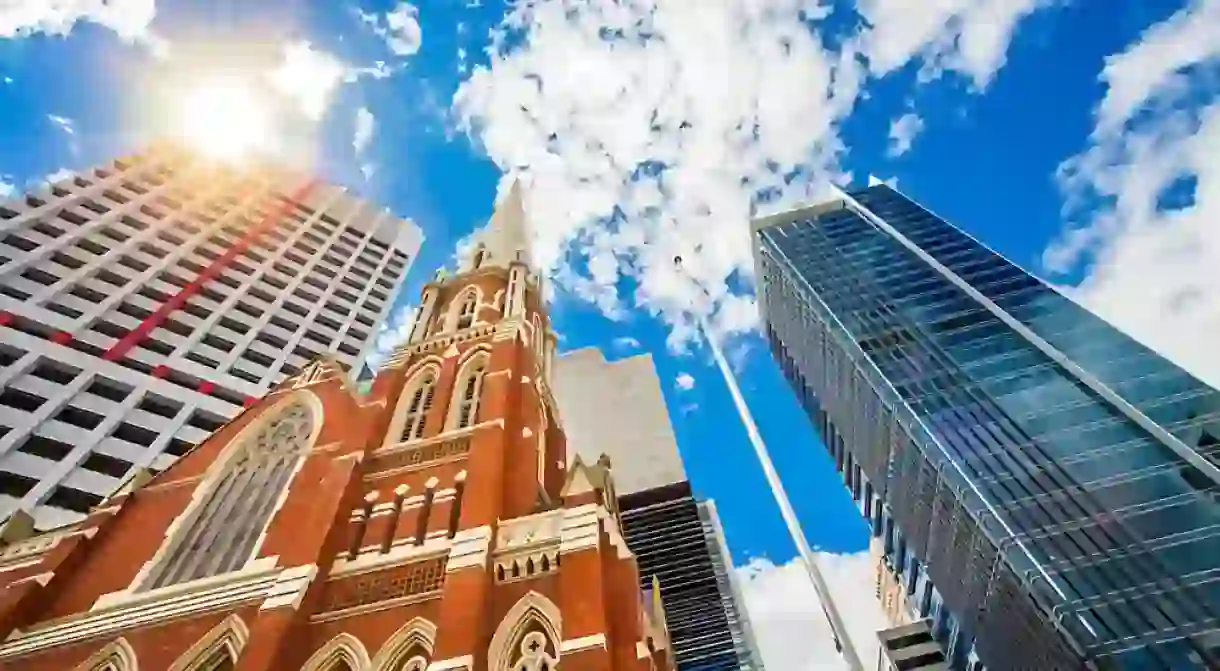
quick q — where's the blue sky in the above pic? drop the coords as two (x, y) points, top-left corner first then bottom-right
(3, 0), (1219, 666)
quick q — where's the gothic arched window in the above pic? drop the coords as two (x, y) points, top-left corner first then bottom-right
(371, 617), (436, 671)
(399, 369), (438, 442)
(145, 400), (316, 590)
(452, 354), (488, 430)
(457, 291), (478, 330)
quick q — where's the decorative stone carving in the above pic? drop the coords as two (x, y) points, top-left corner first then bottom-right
(321, 557), (445, 613)
(368, 436), (472, 475)
(496, 511), (562, 551)
(512, 631), (559, 671)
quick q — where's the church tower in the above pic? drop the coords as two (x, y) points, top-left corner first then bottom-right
(0, 183), (675, 671)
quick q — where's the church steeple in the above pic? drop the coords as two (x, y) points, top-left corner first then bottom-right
(463, 179), (534, 272)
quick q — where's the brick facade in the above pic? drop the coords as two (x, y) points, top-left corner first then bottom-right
(0, 194), (675, 671)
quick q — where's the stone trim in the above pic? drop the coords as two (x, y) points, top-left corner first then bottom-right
(348, 490), (457, 521)
(445, 525), (492, 572)
(559, 504), (601, 554)
(0, 525), (89, 570)
(427, 654), (473, 671)
(0, 564), (285, 659)
(329, 538), (450, 579)
(561, 633), (607, 653)
(260, 564), (318, 611)
(382, 323), (497, 368)
(139, 474), (206, 494)
(309, 589), (443, 623)
(0, 557), (43, 574)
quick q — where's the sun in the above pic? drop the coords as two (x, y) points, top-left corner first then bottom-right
(174, 75), (273, 161)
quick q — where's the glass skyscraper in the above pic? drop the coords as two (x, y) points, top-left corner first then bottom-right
(752, 184), (1220, 670)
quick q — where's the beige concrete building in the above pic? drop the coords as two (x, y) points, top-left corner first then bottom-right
(552, 347), (686, 494)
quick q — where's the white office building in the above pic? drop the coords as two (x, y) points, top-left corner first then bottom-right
(0, 142), (422, 529)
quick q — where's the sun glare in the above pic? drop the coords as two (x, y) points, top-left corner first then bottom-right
(176, 76), (272, 161)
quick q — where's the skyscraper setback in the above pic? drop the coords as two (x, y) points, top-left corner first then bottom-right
(0, 143), (421, 529)
(754, 184), (1220, 670)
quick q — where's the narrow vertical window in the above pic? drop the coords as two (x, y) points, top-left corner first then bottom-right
(473, 248), (485, 269)
(454, 358), (487, 429)
(456, 292), (477, 330)
(400, 370), (437, 442)
(145, 400), (314, 590)
(531, 314), (544, 363)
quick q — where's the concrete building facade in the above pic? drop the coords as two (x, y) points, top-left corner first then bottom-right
(0, 183), (672, 670)
(0, 142), (421, 530)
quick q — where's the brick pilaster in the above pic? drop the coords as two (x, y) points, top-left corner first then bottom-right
(235, 450), (363, 670)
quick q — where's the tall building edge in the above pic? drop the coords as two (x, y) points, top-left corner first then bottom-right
(753, 183), (1220, 670)
(697, 499), (765, 670)
(0, 143), (421, 529)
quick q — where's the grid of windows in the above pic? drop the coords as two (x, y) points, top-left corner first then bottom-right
(755, 184), (1220, 670)
(0, 144), (421, 529)
(619, 483), (763, 671)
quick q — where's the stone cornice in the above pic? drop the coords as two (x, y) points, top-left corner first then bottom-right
(0, 563), (311, 659)
(445, 526), (492, 573)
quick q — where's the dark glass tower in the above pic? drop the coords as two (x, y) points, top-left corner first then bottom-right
(619, 481), (764, 671)
(753, 184), (1220, 671)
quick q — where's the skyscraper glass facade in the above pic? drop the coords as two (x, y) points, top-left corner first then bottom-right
(753, 184), (1220, 670)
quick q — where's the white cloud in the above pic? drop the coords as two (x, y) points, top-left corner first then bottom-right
(0, 179), (14, 199)
(0, 0), (166, 53)
(454, 0), (1047, 351)
(675, 372), (696, 390)
(47, 114), (74, 135)
(1048, 0), (1220, 388)
(41, 168), (75, 185)
(360, 163), (376, 181)
(854, 0), (1053, 90)
(867, 173), (899, 188)
(738, 553), (891, 670)
(454, 0), (862, 351)
(267, 41), (347, 121)
(887, 112), (923, 157)
(369, 301), (418, 367)
(612, 335), (641, 351)
(354, 106), (376, 154)
(359, 2), (423, 57)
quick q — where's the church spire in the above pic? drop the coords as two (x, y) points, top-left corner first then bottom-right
(471, 178), (533, 271)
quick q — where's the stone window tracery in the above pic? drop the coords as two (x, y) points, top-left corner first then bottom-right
(145, 401), (315, 590)
(391, 651), (429, 671)
(399, 369), (437, 442)
(511, 631), (558, 671)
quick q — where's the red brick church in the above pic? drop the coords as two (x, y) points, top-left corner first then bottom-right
(0, 183), (674, 670)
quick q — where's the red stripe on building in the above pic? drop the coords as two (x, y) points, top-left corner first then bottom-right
(103, 180), (320, 362)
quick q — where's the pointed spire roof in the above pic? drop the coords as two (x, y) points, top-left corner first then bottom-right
(482, 178), (533, 269)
